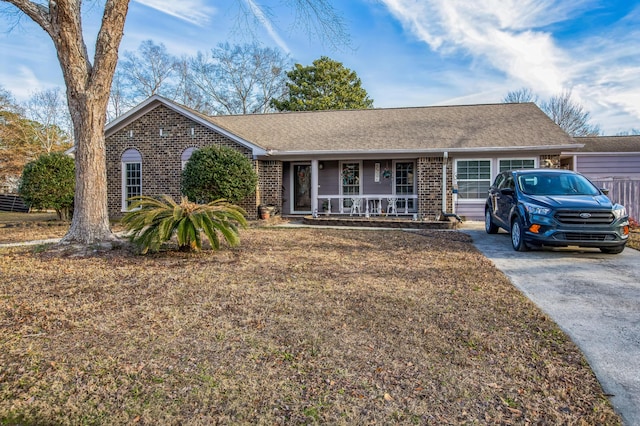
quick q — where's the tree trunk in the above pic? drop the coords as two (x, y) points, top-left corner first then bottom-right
(61, 95), (114, 244)
(2, 0), (130, 245)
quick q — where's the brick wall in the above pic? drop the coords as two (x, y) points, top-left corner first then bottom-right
(106, 105), (262, 219)
(416, 156), (453, 220)
(258, 160), (283, 209)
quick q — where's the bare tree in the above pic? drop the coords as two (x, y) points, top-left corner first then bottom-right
(118, 40), (178, 103)
(0, 84), (23, 114)
(502, 88), (538, 104)
(173, 55), (209, 113)
(189, 43), (291, 115)
(541, 91), (600, 137)
(25, 88), (72, 152)
(1, 0), (346, 246)
(107, 69), (129, 122)
(503, 88), (600, 137)
(615, 129), (640, 136)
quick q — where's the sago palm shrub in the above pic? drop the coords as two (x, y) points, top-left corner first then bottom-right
(121, 195), (248, 254)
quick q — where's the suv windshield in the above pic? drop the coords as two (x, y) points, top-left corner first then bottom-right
(517, 173), (600, 196)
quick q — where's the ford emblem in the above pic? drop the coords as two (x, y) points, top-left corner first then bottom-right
(579, 212), (592, 219)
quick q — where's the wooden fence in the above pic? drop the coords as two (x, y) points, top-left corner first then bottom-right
(590, 177), (640, 221)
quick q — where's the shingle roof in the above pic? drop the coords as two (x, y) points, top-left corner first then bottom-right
(206, 102), (577, 153)
(573, 136), (640, 153)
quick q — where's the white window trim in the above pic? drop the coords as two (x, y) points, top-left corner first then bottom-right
(339, 161), (363, 194)
(454, 158), (493, 202)
(121, 160), (142, 212)
(392, 160), (417, 212)
(498, 157), (537, 172)
(339, 161), (363, 213)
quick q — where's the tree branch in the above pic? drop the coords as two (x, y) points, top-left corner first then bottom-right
(1, 0), (52, 35)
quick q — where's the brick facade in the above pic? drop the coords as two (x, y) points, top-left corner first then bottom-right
(416, 156), (454, 220)
(258, 160), (283, 209)
(106, 105), (262, 219)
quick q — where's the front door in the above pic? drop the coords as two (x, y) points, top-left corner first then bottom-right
(292, 163), (312, 213)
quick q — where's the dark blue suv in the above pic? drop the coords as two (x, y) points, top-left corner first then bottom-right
(485, 169), (629, 254)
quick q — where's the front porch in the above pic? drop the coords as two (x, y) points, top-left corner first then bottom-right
(300, 215), (459, 229)
(281, 158), (433, 217)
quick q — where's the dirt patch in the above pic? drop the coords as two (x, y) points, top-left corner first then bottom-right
(0, 228), (620, 424)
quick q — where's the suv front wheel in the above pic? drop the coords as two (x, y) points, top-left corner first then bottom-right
(511, 216), (529, 252)
(485, 209), (499, 234)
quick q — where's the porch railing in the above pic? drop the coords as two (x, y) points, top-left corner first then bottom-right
(317, 194), (418, 216)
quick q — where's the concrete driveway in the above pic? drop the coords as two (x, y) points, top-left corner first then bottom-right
(461, 222), (640, 425)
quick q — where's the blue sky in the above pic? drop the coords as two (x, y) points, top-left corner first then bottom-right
(1, 0), (639, 135)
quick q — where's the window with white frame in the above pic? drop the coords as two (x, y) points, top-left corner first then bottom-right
(122, 149), (142, 210)
(499, 158), (535, 172)
(395, 161), (415, 210)
(455, 160), (491, 199)
(340, 162), (360, 209)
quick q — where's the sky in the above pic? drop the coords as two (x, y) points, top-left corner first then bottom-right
(1, 0), (639, 135)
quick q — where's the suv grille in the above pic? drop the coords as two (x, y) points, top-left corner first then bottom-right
(555, 211), (614, 225)
(559, 233), (616, 242)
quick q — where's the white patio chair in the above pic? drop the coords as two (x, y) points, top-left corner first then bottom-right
(386, 197), (398, 216)
(350, 197), (362, 216)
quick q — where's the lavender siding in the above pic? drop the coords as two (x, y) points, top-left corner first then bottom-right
(454, 202), (485, 221)
(576, 154), (640, 178)
(576, 154), (640, 220)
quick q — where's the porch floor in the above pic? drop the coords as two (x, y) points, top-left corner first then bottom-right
(296, 215), (459, 230)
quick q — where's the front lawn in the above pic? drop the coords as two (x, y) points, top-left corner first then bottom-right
(0, 228), (619, 424)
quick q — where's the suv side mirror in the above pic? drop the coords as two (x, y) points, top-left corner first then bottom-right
(600, 188), (609, 195)
(500, 188), (515, 196)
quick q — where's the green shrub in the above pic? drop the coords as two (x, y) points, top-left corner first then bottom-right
(181, 145), (258, 203)
(18, 152), (75, 220)
(121, 195), (247, 254)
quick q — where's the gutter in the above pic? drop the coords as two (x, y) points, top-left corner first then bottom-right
(261, 144), (584, 158)
(441, 151), (462, 223)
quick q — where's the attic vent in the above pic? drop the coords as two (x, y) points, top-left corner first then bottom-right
(160, 128), (169, 137)
(128, 130), (133, 138)
(190, 127), (195, 137)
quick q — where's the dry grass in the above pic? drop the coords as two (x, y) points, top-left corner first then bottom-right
(0, 226), (620, 425)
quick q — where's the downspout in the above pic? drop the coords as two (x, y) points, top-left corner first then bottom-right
(311, 159), (319, 216)
(441, 151), (462, 222)
(442, 152), (448, 214)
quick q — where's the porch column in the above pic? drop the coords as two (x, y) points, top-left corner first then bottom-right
(311, 159), (319, 214)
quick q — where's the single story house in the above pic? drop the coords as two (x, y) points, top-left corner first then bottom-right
(105, 95), (583, 221)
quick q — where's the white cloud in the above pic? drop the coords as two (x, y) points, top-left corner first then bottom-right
(380, 0), (640, 134)
(132, 0), (216, 27)
(241, 0), (290, 53)
(1, 66), (49, 101)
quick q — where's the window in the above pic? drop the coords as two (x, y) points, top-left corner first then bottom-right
(499, 159), (535, 172)
(122, 149), (142, 210)
(456, 160), (491, 199)
(181, 147), (197, 170)
(395, 162), (415, 210)
(340, 162), (360, 208)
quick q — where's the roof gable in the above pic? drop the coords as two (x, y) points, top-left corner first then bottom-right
(105, 95), (267, 156)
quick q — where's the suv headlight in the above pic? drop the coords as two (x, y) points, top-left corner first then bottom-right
(524, 203), (551, 216)
(613, 204), (627, 220)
